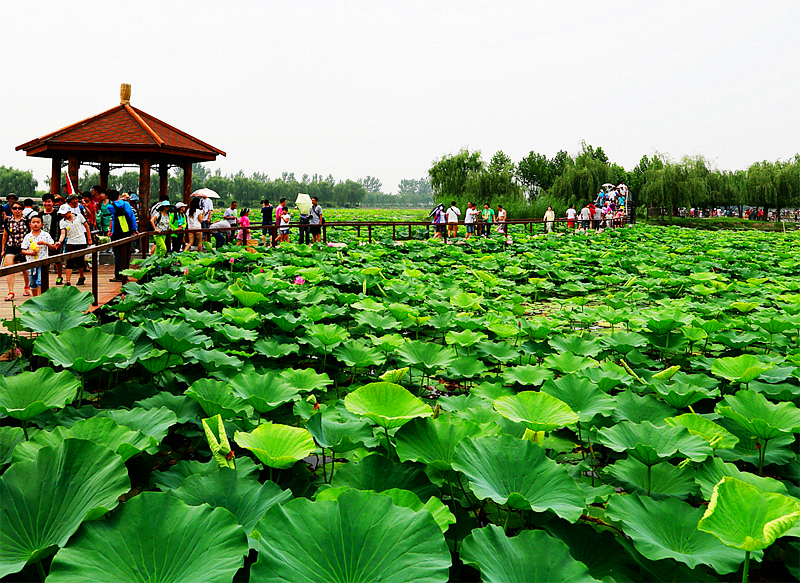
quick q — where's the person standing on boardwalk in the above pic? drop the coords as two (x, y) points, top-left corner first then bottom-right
(261, 200), (274, 245)
(446, 201), (461, 239)
(481, 203), (495, 236)
(497, 205), (507, 235)
(2, 200), (31, 300)
(21, 214), (57, 297)
(201, 194), (214, 244)
(566, 204), (577, 229)
(108, 190), (138, 282)
(41, 195), (64, 285)
(184, 198), (204, 252)
(57, 204), (92, 287)
(544, 206), (555, 233)
(309, 197), (323, 244)
(464, 202), (479, 239)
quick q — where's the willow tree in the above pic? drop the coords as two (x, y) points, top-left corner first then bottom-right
(549, 144), (617, 205)
(638, 156), (710, 217)
(429, 149), (484, 204)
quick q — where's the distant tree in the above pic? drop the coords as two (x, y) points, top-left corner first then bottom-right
(638, 155), (710, 216)
(334, 180), (367, 207)
(429, 148), (484, 202)
(517, 151), (550, 196)
(358, 176), (383, 194)
(1, 166), (37, 197)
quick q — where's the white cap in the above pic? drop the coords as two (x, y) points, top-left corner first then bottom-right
(175, 202), (186, 208)
(58, 204), (72, 215)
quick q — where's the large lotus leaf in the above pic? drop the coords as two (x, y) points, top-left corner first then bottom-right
(716, 389), (800, 441)
(598, 421), (712, 466)
(541, 374), (616, 424)
(695, 458), (789, 500)
(315, 487), (456, 533)
(606, 458), (699, 500)
(601, 331), (649, 355)
(714, 418), (796, 467)
(253, 337), (300, 359)
(306, 412), (373, 453)
(651, 380), (719, 409)
(151, 457), (260, 491)
(711, 355), (774, 384)
(664, 413), (738, 450)
(33, 328), (134, 373)
(344, 381), (432, 429)
(0, 439), (129, 577)
(280, 367), (333, 393)
(98, 406), (178, 448)
(328, 453), (438, 501)
(135, 348), (183, 374)
(445, 328), (487, 348)
(250, 489), (450, 582)
(611, 390), (677, 425)
(222, 306), (263, 330)
(548, 334), (603, 358)
(134, 392), (204, 424)
(171, 469), (291, 546)
(185, 378), (253, 419)
(395, 340), (457, 371)
(606, 493), (749, 573)
(395, 416), (485, 471)
(452, 435), (585, 521)
(493, 391), (579, 432)
(333, 340), (386, 368)
(475, 340), (520, 363)
(303, 322), (349, 351)
(645, 309), (692, 335)
(177, 307), (225, 330)
(187, 348), (242, 371)
(354, 311), (403, 331)
(445, 355), (490, 379)
(229, 370), (299, 414)
(11, 417), (152, 463)
(228, 284), (269, 307)
(577, 362), (632, 392)
(19, 310), (96, 334)
(141, 319), (213, 353)
(0, 427), (24, 466)
(502, 364), (554, 387)
(698, 477), (800, 551)
(542, 351), (598, 374)
(19, 285), (92, 313)
(234, 423), (315, 469)
(460, 525), (598, 583)
(0, 368), (78, 422)
(48, 491), (248, 583)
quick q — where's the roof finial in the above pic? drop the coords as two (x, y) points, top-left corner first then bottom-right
(120, 84), (131, 105)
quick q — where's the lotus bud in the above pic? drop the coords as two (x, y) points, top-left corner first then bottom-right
(432, 403), (441, 419)
(184, 268), (189, 275)
(522, 429), (544, 444)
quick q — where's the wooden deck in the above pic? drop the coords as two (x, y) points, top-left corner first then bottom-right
(0, 263), (124, 331)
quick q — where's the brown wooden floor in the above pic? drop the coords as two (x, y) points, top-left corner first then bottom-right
(0, 263), (123, 332)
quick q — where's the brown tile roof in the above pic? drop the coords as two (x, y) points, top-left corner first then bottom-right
(17, 105), (225, 157)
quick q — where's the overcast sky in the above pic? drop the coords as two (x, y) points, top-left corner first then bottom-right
(2, 1), (798, 193)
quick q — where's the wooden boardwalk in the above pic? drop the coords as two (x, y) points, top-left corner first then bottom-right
(0, 263), (124, 332)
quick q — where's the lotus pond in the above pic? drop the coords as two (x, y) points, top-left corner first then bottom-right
(1, 225), (799, 582)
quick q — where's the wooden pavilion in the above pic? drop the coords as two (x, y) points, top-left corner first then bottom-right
(16, 84), (225, 226)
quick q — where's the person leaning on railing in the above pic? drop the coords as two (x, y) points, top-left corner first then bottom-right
(107, 190), (138, 283)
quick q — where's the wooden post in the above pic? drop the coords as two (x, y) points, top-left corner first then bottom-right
(159, 164), (169, 201)
(408, 224), (412, 240)
(67, 156), (80, 195)
(392, 225), (396, 241)
(368, 225), (372, 243)
(139, 157), (151, 232)
(99, 162), (109, 191)
(182, 164), (192, 205)
(50, 158), (61, 195)
(91, 251), (99, 306)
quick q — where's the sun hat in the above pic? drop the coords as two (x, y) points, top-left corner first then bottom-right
(175, 202), (186, 209)
(58, 204), (72, 215)
(159, 201), (171, 209)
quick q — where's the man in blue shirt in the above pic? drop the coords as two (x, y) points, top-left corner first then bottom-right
(107, 190), (138, 283)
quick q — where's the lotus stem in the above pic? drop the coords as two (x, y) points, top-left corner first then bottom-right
(269, 467), (273, 482)
(22, 420), (29, 441)
(503, 507), (511, 534)
(576, 422), (584, 462)
(320, 448), (327, 483)
(447, 476), (460, 553)
(329, 450), (336, 483)
(36, 560), (46, 582)
(757, 440), (768, 476)
(742, 550), (750, 583)
(383, 426), (394, 459)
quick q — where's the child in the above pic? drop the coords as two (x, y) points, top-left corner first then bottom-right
(237, 208), (251, 245)
(21, 215), (58, 296)
(279, 207), (291, 243)
(150, 201), (171, 255)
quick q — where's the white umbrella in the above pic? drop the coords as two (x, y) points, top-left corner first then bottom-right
(190, 188), (220, 199)
(295, 192), (312, 215)
(601, 183), (614, 189)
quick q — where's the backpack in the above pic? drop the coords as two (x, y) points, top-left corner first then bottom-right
(112, 203), (131, 237)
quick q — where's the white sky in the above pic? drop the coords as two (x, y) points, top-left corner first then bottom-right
(2, 0), (798, 193)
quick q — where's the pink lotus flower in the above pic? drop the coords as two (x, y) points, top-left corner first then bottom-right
(184, 268), (189, 275)
(260, 268), (264, 273)
(229, 258), (235, 264)
(294, 276), (306, 285)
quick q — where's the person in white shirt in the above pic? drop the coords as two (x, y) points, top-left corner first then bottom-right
(56, 204), (92, 286)
(201, 195), (214, 243)
(21, 214), (57, 297)
(497, 205), (507, 234)
(223, 201), (239, 243)
(543, 206), (555, 233)
(446, 201), (461, 238)
(579, 204), (591, 230)
(464, 202), (479, 239)
(566, 205), (577, 229)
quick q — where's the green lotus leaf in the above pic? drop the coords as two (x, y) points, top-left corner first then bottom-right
(645, 309), (692, 334)
(228, 284), (269, 307)
(316, 487), (456, 533)
(471, 381), (514, 402)
(229, 370), (299, 414)
(606, 493), (751, 573)
(134, 392), (203, 424)
(606, 458), (699, 500)
(351, 296), (386, 311)
(18, 310), (96, 334)
(11, 417), (152, 464)
(476, 340), (521, 363)
(211, 323), (259, 342)
(354, 311), (403, 331)
(250, 489), (450, 582)
(33, 328), (134, 373)
(0, 427), (24, 467)
(445, 355), (490, 379)
(698, 477), (800, 551)
(171, 469), (291, 546)
(549, 334), (603, 358)
(445, 328), (487, 349)
(344, 381), (432, 429)
(502, 364), (554, 387)
(652, 380), (720, 409)
(577, 362), (632, 392)
(541, 374), (616, 424)
(135, 348), (183, 375)
(452, 435), (585, 521)
(253, 338), (300, 359)
(0, 368), (78, 422)
(694, 458), (788, 500)
(542, 351), (599, 374)
(303, 322), (349, 352)
(185, 379), (253, 419)
(716, 389), (800, 441)
(328, 453), (438, 501)
(493, 391), (578, 432)
(48, 492), (248, 583)
(450, 291), (483, 311)
(306, 412), (373, 452)
(612, 390), (677, 425)
(151, 457), (260, 491)
(711, 355), (775, 385)
(600, 331), (649, 354)
(598, 421), (712, 466)
(222, 306), (263, 329)
(177, 307), (225, 330)
(460, 525), (598, 583)
(395, 416), (485, 471)
(0, 439), (130, 577)
(19, 285), (92, 313)
(395, 340), (457, 372)
(379, 367), (408, 383)
(664, 414), (738, 450)
(98, 406), (178, 448)
(141, 319), (213, 353)
(234, 423), (315, 469)
(714, 417), (796, 468)
(187, 348), (242, 371)
(280, 367), (333, 393)
(333, 339), (387, 368)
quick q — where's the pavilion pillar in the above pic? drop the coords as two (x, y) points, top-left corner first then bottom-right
(50, 158), (61, 195)
(159, 164), (169, 200)
(99, 162), (109, 191)
(182, 163), (192, 205)
(139, 157), (151, 228)
(67, 156), (80, 195)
